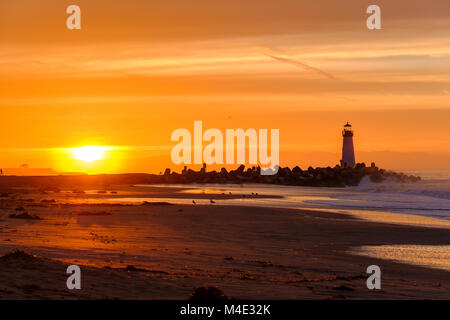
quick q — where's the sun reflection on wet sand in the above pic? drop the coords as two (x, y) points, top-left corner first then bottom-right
(351, 245), (450, 271)
(320, 209), (450, 229)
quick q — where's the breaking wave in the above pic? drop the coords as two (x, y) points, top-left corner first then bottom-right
(304, 176), (450, 220)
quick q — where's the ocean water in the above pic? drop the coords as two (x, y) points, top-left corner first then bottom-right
(133, 171), (450, 223)
(304, 176), (450, 221)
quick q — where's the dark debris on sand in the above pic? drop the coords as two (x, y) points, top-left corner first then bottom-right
(103, 264), (169, 275)
(78, 211), (112, 216)
(333, 285), (355, 291)
(141, 201), (173, 206)
(188, 286), (236, 301)
(8, 212), (42, 220)
(0, 249), (38, 262)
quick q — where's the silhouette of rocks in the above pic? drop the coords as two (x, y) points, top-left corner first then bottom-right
(159, 163), (419, 187)
(0, 164), (421, 189)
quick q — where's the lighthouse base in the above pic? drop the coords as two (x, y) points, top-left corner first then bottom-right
(341, 136), (355, 168)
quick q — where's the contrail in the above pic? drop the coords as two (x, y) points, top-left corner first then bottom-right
(266, 54), (337, 80)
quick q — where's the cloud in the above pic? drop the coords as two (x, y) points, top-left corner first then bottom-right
(444, 90), (450, 95)
(266, 54), (338, 80)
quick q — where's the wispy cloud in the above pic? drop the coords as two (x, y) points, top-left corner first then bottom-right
(266, 54), (338, 80)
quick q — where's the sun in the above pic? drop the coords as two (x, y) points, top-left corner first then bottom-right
(71, 146), (108, 162)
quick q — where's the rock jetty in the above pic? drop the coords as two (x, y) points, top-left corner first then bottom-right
(160, 163), (420, 187)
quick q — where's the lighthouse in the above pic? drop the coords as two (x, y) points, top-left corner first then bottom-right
(341, 122), (355, 168)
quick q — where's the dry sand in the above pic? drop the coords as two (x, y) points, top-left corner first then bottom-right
(0, 185), (449, 299)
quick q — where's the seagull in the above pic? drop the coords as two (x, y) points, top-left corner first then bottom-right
(210, 199), (215, 204)
(192, 200), (196, 205)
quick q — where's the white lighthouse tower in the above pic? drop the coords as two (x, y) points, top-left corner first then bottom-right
(341, 122), (355, 168)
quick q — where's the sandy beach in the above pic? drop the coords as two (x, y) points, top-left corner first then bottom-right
(2, 0), (450, 305)
(0, 182), (449, 300)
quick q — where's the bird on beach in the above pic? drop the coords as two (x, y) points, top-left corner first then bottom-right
(210, 199), (215, 204)
(192, 200), (196, 205)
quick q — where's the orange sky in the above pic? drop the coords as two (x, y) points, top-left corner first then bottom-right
(1, 0), (450, 174)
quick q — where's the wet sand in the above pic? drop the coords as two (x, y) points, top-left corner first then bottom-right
(0, 185), (449, 299)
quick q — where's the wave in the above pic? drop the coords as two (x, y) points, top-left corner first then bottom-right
(349, 176), (450, 200)
(301, 177), (450, 220)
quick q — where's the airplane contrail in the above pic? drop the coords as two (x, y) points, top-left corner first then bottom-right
(266, 54), (338, 80)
